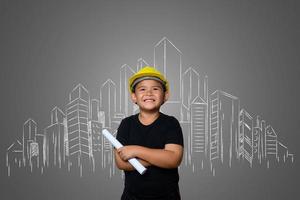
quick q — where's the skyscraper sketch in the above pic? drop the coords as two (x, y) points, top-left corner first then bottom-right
(182, 67), (202, 122)
(253, 116), (263, 164)
(6, 37), (294, 177)
(100, 79), (117, 128)
(277, 142), (294, 163)
(119, 64), (135, 117)
(239, 109), (254, 167)
(181, 68), (209, 172)
(190, 96), (209, 172)
(89, 99), (102, 172)
(265, 125), (278, 166)
(44, 107), (67, 169)
(88, 99), (102, 153)
(22, 118), (37, 167)
(137, 58), (149, 72)
(66, 84), (92, 176)
(6, 140), (23, 176)
(209, 90), (240, 168)
(155, 37), (182, 120)
(154, 37), (182, 101)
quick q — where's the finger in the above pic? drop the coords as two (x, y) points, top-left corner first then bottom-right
(120, 152), (126, 160)
(121, 155), (127, 161)
(117, 148), (122, 153)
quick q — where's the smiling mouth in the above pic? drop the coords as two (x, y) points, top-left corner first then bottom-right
(144, 99), (155, 102)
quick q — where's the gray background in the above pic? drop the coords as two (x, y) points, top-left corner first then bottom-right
(0, 0), (299, 199)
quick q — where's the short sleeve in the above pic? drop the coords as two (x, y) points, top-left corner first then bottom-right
(165, 117), (184, 147)
(116, 118), (129, 146)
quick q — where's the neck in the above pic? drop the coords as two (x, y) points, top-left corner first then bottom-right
(138, 111), (160, 125)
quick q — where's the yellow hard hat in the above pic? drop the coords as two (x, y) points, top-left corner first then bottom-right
(129, 66), (169, 93)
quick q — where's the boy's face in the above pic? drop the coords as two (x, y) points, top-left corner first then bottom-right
(131, 79), (169, 112)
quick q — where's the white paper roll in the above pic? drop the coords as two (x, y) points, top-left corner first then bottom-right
(102, 129), (147, 175)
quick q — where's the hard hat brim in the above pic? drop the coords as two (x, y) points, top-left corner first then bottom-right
(131, 76), (167, 92)
(128, 66), (169, 93)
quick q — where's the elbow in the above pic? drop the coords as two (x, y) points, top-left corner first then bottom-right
(114, 151), (126, 170)
(165, 155), (183, 169)
(115, 157), (128, 170)
(174, 159), (182, 168)
(115, 160), (130, 170)
(164, 161), (180, 169)
(171, 159), (182, 168)
(163, 144), (183, 168)
(115, 162), (123, 170)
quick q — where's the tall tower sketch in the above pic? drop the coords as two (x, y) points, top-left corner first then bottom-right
(22, 119), (37, 167)
(253, 116), (262, 164)
(182, 67), (201, 122)
(154, 37), (182, 101)
(44, 107), (67, 168)
(137, 58), (149, 72)
(154, 37), (182, 119)
(261, 120), (266, 160)
(119, 64), (135, 116)
(90, 99), (102, 152)
(89, 99), (103, 172)
(181, 68), (209, 171)
(239, 109), (254, 167)
(101, 128), (115, 178)
(100, 79), (117, 128)
(210, 90), (240, 168)
(190, 96), (209, 171)
(66, 84), (92, 175)
(265, 125), (278, 163)
(6, 140), (23, 176)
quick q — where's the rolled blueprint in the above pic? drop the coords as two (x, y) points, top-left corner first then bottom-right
(102, 129), (147, 175)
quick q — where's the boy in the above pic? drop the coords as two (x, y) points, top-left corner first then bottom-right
(115, 66), (184, 200)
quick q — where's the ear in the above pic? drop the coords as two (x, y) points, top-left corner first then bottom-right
(131, 92), (137, 104)
(163, 91), (169, 103)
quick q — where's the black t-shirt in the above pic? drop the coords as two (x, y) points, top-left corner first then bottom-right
(116, 112), (184, 199)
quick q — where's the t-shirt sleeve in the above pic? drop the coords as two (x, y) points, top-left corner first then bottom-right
(165, 116), (184, 147)
(116, 118), (129, 146)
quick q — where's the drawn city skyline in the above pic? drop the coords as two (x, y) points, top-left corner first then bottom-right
(6, 37), (294, 177)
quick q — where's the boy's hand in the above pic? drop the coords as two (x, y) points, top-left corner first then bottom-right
(117, 145), (140, 161)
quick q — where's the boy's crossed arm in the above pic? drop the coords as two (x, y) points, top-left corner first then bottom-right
(115, 144), (183, 171)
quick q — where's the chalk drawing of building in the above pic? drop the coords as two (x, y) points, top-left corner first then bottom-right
(253, 116), (262, 164)
(119, 64), (135, 117)
(88, 101), (102, 172)
(89, 99), (102, 171)
(190, 96), (209, 171)
(44, 107), (67, 169)
(100, 79), (117, 128)
(66, 84), (92, 176)
(239, 109), (254, 167)
(137, 58), (149, 72)
(22, 118), (37, 167)
(182, 67), (201, 122)
(5, 37), (295, 177)
(155, 37), (182, 120)
(209, 90), (240, 168)
(277, 142), (294, 163)
(265, 125), (278, 167)
(6, 140), (23, 176)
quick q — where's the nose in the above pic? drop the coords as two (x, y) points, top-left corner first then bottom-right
(146, 89), (153, 95)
